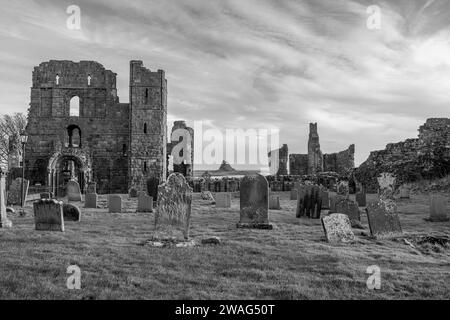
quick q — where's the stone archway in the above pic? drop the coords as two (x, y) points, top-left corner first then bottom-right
(47, 147), (92, 197)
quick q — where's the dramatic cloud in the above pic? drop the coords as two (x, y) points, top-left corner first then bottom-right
(0, 0), (449, 169)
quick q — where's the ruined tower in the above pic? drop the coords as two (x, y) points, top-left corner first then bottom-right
(129, 61), (167, 190)
(307, 123), (323, 174)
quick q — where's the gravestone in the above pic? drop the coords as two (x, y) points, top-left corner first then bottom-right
(429, 195), (449, 222)
(216, 193), (231, 208)
(296, 185), (322, 219)
(335, 199), (361, 223)
(377, 172), (396, 200)
(66, 180), (82, 202)
(290, 188), (298, 200)
(1, 173), (12, 228)
(108, 195), (122, 213)
(7, 177), (29, 206)
(129, 188), (138, 198)
(137, 192), (153, 212)
(237, 174), (272, 229)
(201, 191), (215, 203)
(399, 186), (410, 199)
(321, 189), (330, 209)
(355, 191), (367, 207)
(329, 194), (347, 212)
(86, 182), (97, 194)
(336, 181), (349, 198)
(147, 176), (160, 204)
(366, 201), (402, 237)
(34, 199), (65, 232)
(321, 213), (355, 243)
(155, 173), (192, 240)
(269, 195), (280, 210)
(63, 203), (81, 222)
(84, 193), (98, 209)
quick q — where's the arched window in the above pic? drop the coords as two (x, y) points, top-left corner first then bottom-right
(145, 88), (149, 104)
(70, 96), (80, 117)
(144, 122), (147, 134)
(143, 161), (148, 173)
(55, 74), (60, 85)
(67, 125), (81, 148)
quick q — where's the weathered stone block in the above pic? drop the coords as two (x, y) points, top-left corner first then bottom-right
(34, 199), (65, 232)
(321, 213), (355, 243)
(108, 195), (122, 213)
(137, 192), (153, 212)
(429, 194), (449, 222)
(366, 201), (402, 237)
(84, 193), (98, 209)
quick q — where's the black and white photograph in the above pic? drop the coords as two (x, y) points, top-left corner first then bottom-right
(0, 0), (449, 308)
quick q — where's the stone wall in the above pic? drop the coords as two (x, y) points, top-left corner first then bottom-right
(289, 154), (308, 175)
(323, 144), (355, 175)
(355, 118), (450, 192)
(268, 144), (288, 176)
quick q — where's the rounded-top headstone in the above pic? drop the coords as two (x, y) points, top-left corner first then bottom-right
(66, 180), (82, 202)
(238, 174), (271, 228)
(63, 203), (81, 222)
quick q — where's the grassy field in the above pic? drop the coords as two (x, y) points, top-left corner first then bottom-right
(0, 191), (449, 300)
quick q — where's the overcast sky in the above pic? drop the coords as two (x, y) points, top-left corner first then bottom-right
(0, 0), (449, 170)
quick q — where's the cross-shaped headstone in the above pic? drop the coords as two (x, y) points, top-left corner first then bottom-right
(55, 74), (60, 85)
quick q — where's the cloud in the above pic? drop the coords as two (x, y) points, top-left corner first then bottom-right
(0, 0), (449, 169)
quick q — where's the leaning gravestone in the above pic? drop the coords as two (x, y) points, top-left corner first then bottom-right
(366, 200), (402, 237)
(321, 213), (355, 243)
(155, 173), (193, 240)
(428, 194), (449, 222)
(137, 192), (153, 212)
(108, 195), (122, 213)
(269, 195), (280, 210)
(34, 199), (65, 232)
(201, 191), (215, 203)
(84, 193), (98, 209)
(1, 173), (12, 228)
(237, 174), (272, 229)
(7, 177), (29, 206)
(66, 180), (82, 202)
(63, 203), (81, 222)
(147, 176), (160, 204)
(216, 193), (231, 208)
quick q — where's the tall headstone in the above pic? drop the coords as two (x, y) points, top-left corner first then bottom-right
(335, 198), (360, 223)
(7, 177), (29, 206)
(137, 191), (153, 212)
(66, 180), (82, 202)
(296, 185), (322, 219)
(355, 191), (367, 207)
(34, 199), (65, 232)
(366, 201), (402, 237)
(147, 176), (160, 205)
(63, 203), (81, 222)
(216, 193), (231, 208)
(429, 195), (449, 222)
(237, 174), (272, 229)
(321, 189), (330, 209)
(321, 213), (355, 243)
(377, 172), (396, 200)
(155, 173), (193, 240)
(0, 173), (12, 228)
(108, 195), (122, 213)
(269, 195), (280, 210)
(84, 193), (98, 209)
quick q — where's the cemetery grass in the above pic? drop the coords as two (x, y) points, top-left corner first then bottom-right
(1, 192), (449, 300)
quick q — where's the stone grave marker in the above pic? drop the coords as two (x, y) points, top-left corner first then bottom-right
(335, 198), (361, 223)
(7, 177), (29, 206)
(269, 195), (280, 210)
(147, 176), (160, 204)
(66, 180), (82, 202)
(296, 185), (322, 219)
(321, 189), (330, 209)
(329, 194), (347, 213)
(237, 174), (272, 229)
(108, 195), (122, 213)
(137, 191), (153, 212)
(86, 182), (97, 194)
(129, 188), (138, 198)
(366, 200), (402, 237)
(84, 193), (98, 209)
(155, 173), (193, 240)
(290, 188), (298, 200)
(1, 173), (12, 228)
(216, 193), (231, 208)
(377, 172), (396, 200)
(34, 199), (65, 232)
(63, 203), (81, 222)
(429, 194), (449, 222)
(321, 213), (355, 243)
(201, 191), (215, 203)
(399, 186), (410, 199)
(355, 191), (367, 207)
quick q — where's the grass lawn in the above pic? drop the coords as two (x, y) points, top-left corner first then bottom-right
(0, 191), (449, 300)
